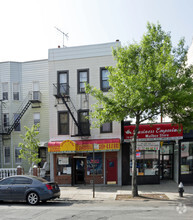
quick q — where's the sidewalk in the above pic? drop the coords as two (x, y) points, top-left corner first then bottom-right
(59, 181), (193, 201)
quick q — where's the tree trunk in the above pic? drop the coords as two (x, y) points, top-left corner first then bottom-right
(131, 114), (140, 197)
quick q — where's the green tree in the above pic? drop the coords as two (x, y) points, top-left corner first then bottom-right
(19, 124), (41, 171)
(86, 22), (193, 197)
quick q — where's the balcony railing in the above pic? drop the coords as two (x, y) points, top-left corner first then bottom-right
(53, 83), (69, 98)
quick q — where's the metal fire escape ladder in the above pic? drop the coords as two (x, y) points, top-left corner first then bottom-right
(53, 83), (84, 136)
(1, 93), (32, 135)
(60, 96), (83, 136)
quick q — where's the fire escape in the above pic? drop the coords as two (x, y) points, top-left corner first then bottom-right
(53, 83), (90, 137)
(0, 91), (41, 135)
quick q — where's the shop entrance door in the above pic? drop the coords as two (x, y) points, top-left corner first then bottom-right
(160, 154), (173, 180)
(75, 158), (85, 184)
(106, 158), (117, 184)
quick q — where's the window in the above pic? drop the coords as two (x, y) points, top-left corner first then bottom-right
(58, 111), (69, 135)
(78, 69), (89, 93)
(87, 153), (103, 174)
(15, 147), (21, 164)
(2, 82), (8, 100)
(58, 71), (69, 95)
(78, 110), (90, 135)
(0, 177), (15, 185)
(130, 148), (159, 176)
(33, 81), (40, 100)
(14, 113), (21, 131)
(56, 155), (72, 176)
(181, 142), (193, 175)
(100, 122), (112, 133)
(4, 147), (10, 164)
(13, 177), (32, 184)
(100, 68), (110, 92)
(34, 113), (40, 130)
(3, 113), (9, 131)
(13, 83), (19, 100)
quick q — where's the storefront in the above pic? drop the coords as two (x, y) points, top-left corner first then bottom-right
(48, 139), (120, 185)
(179, 130), (193, 184)
(122, 123), (183, 185)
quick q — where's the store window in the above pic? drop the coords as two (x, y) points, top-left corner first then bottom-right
(181, 142), (193, 175)
(87, 153), (103, 175)
(56, 155), (71, 176)
(130, 148), (159, 176)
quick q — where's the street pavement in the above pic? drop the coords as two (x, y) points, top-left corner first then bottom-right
(59, 180), (193, 202)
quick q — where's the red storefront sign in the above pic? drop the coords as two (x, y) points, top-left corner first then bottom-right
(124, 123), (183, 142)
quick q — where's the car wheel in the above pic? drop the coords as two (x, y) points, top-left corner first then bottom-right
(27, 192), (39, 205)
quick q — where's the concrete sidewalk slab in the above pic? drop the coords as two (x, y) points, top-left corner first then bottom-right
(59, 181), (193, 201)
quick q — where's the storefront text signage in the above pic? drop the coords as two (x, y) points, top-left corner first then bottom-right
(137, 142), (160, 150)
(124, 123), (183, 142)
(48, 139), (120, 153)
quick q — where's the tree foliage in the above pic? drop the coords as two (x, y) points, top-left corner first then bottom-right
(19, 124), (41, 168)
(86, 22), (193, 196)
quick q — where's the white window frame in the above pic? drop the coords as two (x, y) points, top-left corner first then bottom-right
(34, 112), (40, 130)
(2, 82), (8, 100)
(13, 82), (20, 100)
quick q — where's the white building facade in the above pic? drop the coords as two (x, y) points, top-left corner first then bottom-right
(0, 60), (50, 173)
(48, 42), (122, 185)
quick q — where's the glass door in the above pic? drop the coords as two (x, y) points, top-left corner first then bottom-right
(160, 154), (173, 179)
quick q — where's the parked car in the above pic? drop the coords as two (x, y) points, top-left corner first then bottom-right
(0, 175), (60, 205)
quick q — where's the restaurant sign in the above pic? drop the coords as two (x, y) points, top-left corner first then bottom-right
(48, 139), (120, 153)
(124, 123), (183, 142)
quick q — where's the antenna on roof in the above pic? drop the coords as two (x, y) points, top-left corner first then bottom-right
(54, 26), (69, 48)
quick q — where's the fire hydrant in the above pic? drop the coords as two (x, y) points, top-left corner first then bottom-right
(178, 182), (184, 197)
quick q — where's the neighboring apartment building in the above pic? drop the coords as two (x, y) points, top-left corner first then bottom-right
(48, 42), (123, 185)
(0, 60), (49, 173)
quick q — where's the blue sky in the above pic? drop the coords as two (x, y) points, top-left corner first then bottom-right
(0, 0), (193, 62)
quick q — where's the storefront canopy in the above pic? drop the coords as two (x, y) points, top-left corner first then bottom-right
(48, 138), (120, 153)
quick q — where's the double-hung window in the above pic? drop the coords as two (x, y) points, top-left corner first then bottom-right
(100, 68), (110, 92)
(15, 147), (21, 164)
(3, 113), (9, 132)
(2, 82), (8, 100)
(78, 110), (90, 135)
(34, 113), (40, 130)
(58, 111), (69, 135)
(58, 71), (69, 95)
(78, 69), (89, 93)
(14, 113), (21, 131)
(13, 83), (19, 100)
(4, 147), (10, 164)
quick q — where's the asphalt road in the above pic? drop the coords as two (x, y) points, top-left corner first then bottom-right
(0, 199), (192, 220)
